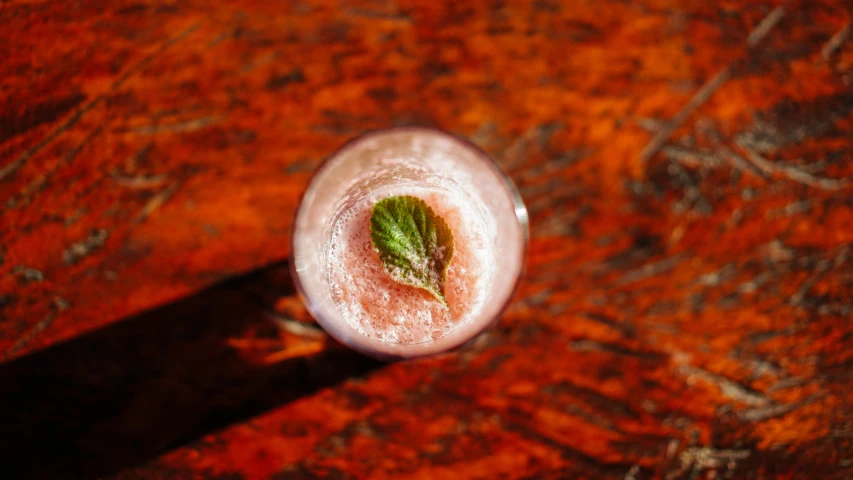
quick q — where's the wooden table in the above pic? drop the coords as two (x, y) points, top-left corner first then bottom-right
(2, 0), (852, 478)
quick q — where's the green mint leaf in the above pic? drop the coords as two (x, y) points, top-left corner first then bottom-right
(369, 195), (455, 307)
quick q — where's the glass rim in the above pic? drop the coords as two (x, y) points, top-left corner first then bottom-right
(289, 126), (529, 359)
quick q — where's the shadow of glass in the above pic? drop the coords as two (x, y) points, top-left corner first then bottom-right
(0, 260), (382, 479)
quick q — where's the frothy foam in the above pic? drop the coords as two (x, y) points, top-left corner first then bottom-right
(326, 182), (494, 344)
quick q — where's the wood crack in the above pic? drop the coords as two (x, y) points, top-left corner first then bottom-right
(614, 253), (689, 286)
(821, 21), (852, 60)
(677, 364), (768, 406)
(62, 229), (110, 265)
(134, 182), (180, 223)
(640, 6), (786, 162)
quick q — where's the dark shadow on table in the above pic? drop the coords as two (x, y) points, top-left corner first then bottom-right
(0, 260), (382, 479)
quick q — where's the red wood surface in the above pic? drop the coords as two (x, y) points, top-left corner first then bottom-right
(2, 0), (853, 478)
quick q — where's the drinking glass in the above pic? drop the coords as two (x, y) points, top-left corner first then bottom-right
(290, 127), (528, 359)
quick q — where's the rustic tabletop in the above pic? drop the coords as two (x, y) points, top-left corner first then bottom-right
(2, 0), (852, 478)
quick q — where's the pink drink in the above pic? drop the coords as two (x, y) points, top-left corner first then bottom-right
(291, 128), (527, 359)
(328, 184), (492, 344)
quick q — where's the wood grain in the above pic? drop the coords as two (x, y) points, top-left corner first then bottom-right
(1, 0), (852, 478)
